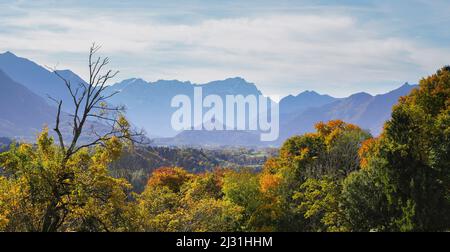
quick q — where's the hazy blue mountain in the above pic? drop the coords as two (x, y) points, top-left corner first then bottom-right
(153, 91), (337, 147)
(280, 83), (418, 142)
(0, 69), (55, 139)
(0, 52), (419, 147)
(153, 130), (262, 147)
(108, 77), (264, 137)
(279, 90), (337, 116)
(0, 51), (88, 111)
(157, 84), (417, 147)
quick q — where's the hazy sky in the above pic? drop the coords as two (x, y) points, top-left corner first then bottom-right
(1, 0), (449, 98)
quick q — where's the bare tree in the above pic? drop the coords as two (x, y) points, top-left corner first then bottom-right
(41, 43), (145, 232)
(49, 43), (145, 162)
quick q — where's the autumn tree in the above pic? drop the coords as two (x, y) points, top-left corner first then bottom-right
(136, 168), (242, 232)
(0, 44), (142, 232)
(258, 120), (370, 231)
(354, 66), (450, 231)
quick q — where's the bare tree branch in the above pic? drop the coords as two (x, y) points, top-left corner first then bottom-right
(47, 95), (65, 152)
(48, 43), (146, 163)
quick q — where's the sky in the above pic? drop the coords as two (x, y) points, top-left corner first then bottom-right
(0, 0), (449, 98)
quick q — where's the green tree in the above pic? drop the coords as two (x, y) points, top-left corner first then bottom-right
(293, 177), (345, 231)
(345, 66), (450, 231)
(340, 166), (392, 231)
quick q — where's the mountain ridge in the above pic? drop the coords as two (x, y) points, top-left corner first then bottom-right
(0, 51), (419, 146)
(0, 51), (88, 111)
(0, 69), (55, 139)
(108, 76), (265, 137)
(280, 82), (418, 141)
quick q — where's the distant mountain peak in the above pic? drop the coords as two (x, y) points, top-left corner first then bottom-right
(349, 92), (372, 99)
(204, 76), (252, 85)
(1, 51), (16, 57)
(128, 78), (147, 84)
(110, 78), (148, 92)
(0, 51), (34, 65)
(296, 90), (322, 97)
(300, 90), (317, 94)
(154, 79), (192, 85)
(379, 82), (418, 97)
(0, 51), (89, 112)
(279, 89), (338, 116)
(0, 51), (28, 62)
(225, 76), (246, 82)
(400, 82), (414, 88)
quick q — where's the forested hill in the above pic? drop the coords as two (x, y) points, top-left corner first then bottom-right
(109, 146), (276, 192)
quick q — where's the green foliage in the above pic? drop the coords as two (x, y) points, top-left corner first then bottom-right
(136, 168), (243, 232)
(1, 66), (449, 232)
(0, 130), (134, 231)
(293, 177), (345, 231)
(222, 169), (264, 231)
(341, 66), (450, 231)
(375, 66), (450, 231)
(340, 166), (392, 231)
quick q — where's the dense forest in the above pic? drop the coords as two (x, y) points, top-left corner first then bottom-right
(0, 65), (449, 232)
(109, 146), (275, 193)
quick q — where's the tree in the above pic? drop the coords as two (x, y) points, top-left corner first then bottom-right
(0, 44), (142, 232)
(374, 66), (450, 231)
(258, 120), (370, 231)
(345, 66), (450, 231)
(136, 169), (243, 232)
(136, 185), (182, 231)
(340, 166), (392, 231)
(177, 197), (242, 232)
(146, 167), (193, 193)
(222, 169), (266, 231)
(182, 169), (225, 201)
(337, 137), (393, 231)
(293, 176), (345, 231)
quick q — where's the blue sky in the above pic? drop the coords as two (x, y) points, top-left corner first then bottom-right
(0, 0), (449, 98)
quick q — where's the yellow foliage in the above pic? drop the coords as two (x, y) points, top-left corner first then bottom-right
(259, 173), (282, 193)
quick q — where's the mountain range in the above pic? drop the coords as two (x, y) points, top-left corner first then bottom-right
(0, 51), (418, 146)
(280, 83), (416, 140)
(108, 77), (263, 137)
(0, 52), (88, 112)
(0, 68), (55, 139)
(154, 83), (416, 147)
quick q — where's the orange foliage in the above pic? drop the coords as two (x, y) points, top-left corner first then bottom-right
(199, 168), (229, 193)
(259, 173), (281, 193)
(262, 157), (282, 174)
(315, 120), (361, 145)
(358, 138), (377, 169)
(147, 167), (193, 192)
(315, 120), (359, 137)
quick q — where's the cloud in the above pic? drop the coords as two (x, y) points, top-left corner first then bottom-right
(0, 4), (449, 97)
